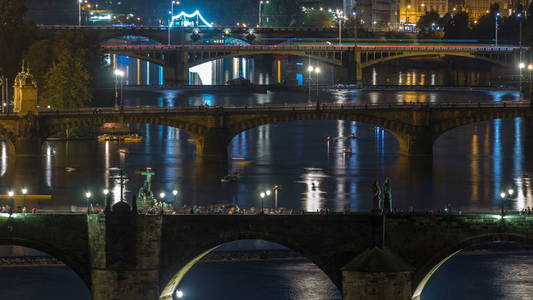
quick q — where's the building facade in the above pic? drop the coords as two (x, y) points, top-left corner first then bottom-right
(346, 0), (400, 31)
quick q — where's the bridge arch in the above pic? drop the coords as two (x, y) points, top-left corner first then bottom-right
(43, 115), (208, 140)
(412, 232), (533, 299)
(226, 112), (412, 156)
(159, 235), (341, 300)
(361, 52), (510, 70)
(0, 237), (91, 289)
(187, 50), (345, 69)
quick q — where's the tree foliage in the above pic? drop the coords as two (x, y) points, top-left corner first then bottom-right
(41, 48), (92, 109)
(292, 9), (335, 27)
(443, 11), (471, 39)
(0, 0), (35, 79)
(417, 11), (442, 35)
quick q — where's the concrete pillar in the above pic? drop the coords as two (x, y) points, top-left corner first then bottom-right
(164, 49), (189, 85)
(354, 48), (363, 85)
(342, 247), (414, 300)
(88, 214), (163, 300)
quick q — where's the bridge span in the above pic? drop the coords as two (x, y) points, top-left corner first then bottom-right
(101, 44), (522, 84)
(0, 102), (531, 161)
(1, 211), (533, 299)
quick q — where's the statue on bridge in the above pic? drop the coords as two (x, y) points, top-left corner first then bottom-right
(382, 177), (392, 213)
(371, 180), (383, 214)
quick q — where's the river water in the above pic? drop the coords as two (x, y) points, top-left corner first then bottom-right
(0, 88), (527, 213)
(0, 64), (532, 298)
(1, 242), (533, 300)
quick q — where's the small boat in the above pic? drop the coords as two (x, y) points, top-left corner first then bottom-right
(348, 134), (357, 139)
(344, 147), (353, 155)
(220, 172), (239, 183)
(65, 167), (76, 173)
(118, 149), (128, 154)
(123, 134), (143, 143)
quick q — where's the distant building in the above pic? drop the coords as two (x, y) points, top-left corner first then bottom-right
(399, 0), (448, 30)
(463, 0), (512, 20)
(349, 0), (400, 31)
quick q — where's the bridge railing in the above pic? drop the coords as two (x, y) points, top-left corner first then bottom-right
(34, 101), (530, 116)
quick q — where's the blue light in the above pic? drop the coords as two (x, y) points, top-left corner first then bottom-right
(170, 10), (213, 28)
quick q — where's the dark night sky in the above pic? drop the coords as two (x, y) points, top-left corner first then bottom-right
(25, 0), (342, 25)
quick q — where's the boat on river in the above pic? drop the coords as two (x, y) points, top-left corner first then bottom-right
(221, 172), (240, 183)
(98, 134), (143, 142)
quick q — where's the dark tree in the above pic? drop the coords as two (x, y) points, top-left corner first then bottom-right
(0, 0), (35, 79)
(417, 11), (441, 36)
(444, 11), (472, 39)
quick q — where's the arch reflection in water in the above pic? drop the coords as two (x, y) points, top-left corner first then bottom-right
(174, 240), (341, 300)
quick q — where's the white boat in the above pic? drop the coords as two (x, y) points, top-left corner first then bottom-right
(344, 147), (353, 155)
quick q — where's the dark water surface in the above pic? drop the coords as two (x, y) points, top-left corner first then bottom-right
(0, 88), (527, 213)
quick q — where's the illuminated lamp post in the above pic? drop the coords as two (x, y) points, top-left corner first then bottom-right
(259, 1), (270, 26)
(7, 190), (14, 213)
(495, 12), (500, 46)
(307, 65), (314, 102)
(499, 188), (514, 218)
(168, 1), (181, 45)
(85, 191), (92, 213)
(21, 188), (27, 205)
(172, 189), (178, 202)
(527, 64), (533, 108)
(114, 69), (125, 110)
(315, 67), (321, 109)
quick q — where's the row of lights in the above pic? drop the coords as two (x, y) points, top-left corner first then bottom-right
(6, 188), (28, 198)
(83, 189), (179, 201)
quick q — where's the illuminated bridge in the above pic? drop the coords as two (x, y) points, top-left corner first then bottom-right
(37, 24), (348, 45)
(0, 102), (531, 161)
(1, 212), (533, 300)
(101, 44), (522, 84)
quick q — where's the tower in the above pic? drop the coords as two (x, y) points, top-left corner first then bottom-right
(13, 63), (38, 114)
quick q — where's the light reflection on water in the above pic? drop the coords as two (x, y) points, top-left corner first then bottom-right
(0, 89), (530, 213)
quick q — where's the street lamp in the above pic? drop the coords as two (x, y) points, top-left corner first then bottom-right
(85, 191), (92, 213)
(159, 192), (166, 202)
(259, 1), (270, 26)
(175, 290), (184, 298)
(21, 187), (27, 204)
(78, 0), (82, 26)
(315, 67), (321, 108)
(172, 189), (178, 203)
(495, 12), (500, 46)
(260, 192), (266, 214)
(499, 188), (514, 217)
(518, 13), (523, 61)
(168, 1), (180, 45)
(527, 64), (533, 108)
(519, 62), (525, 94)
(307, 65), (314, 102)
(335, 9), (344, 46)
(114, 69), (125, 110)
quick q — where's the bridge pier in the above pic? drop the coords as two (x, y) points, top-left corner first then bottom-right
(193, 128), (230, 163)
(88, 214), (162, 300)
(164, 49), (189, 85)
(342, 247), (414, 300)
(396, 131), (434, 156)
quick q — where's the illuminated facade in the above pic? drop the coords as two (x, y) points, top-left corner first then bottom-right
(463, 0), (512, 20)
(399, 0), (448, 26)
(354, 0), (400, 31)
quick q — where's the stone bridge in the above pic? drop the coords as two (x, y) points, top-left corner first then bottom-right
(101, 44), (521, 84)
(37, 25), (348, 45)
(1, 212), (533, 300)
(0, 103), (531, 161)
